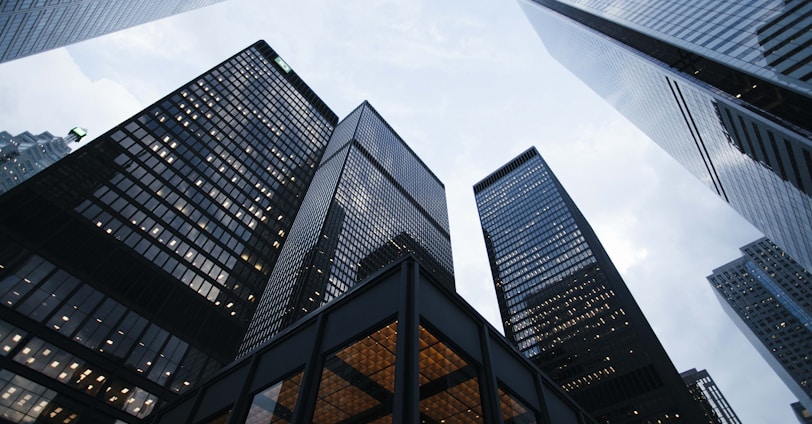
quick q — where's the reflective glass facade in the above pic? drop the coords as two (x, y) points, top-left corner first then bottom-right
(475, 148), (706, 423)
(152, 257), (597, 424)
(709, 238), (812, 412)
(542, 0), (812, 96)
(241, 102), (454, 356)
(0, 40), (336, 422)
(0, 130), (72, 195)
(519, 0), (812, 273)
(0, 0), (223, 63)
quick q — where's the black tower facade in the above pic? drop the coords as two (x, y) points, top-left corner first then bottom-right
(474, 147), (705, 423)
(0, 41), (336, 423)
(153, 257), (598, 424)
(240, 102), (454, 356)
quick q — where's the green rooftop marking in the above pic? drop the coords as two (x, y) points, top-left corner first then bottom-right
(274, 56), (292, 73)
(70, 127), (87, 138)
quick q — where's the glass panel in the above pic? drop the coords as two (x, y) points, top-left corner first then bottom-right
(13, 338), (105, 396)
(498, 387), (537, 424)
(418, 325), (483, 423)
(244, 371), (303, 424)
(0, 370), (80, 423)
(104, 379), (158, 418)
(312, 321), (397, 423)
(0, 319), (26, 356)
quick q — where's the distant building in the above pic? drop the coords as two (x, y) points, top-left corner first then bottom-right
(0, 0), (224, 62)
(0, 128), (84, 194)
(680, 368), (742, 424)
(474, 147), (705, 423)
(709, 237), (812, 412)
(792, 401), (812, 424)
(517, 0), (812, 272)
(240, 101), (455, 355)
(152, 256), (597, 424)
(0, 40), (336, 422)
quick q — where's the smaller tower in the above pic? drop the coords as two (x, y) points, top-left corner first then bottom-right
(0, 128), (83, 194)
(474, 147), (705, 423)
(680, 368), (742, 424)
(709, 238), (812, 412)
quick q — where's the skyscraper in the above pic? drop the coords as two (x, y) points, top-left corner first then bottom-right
(0, 0), (224, 63)
(152, 256), (598, 424)
(474, 147), (705, 423)
(240, 101), (455, 356)
(517, 0), (812, 272)
(709, 237), (812, 413)
(0, 40), (336, 422)
(680, 368), (742, 424)
(0, 127), (85, 195)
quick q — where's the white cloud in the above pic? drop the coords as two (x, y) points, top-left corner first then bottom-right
(0, 48), (142, 145)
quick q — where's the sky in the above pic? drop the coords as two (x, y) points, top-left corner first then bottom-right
(0, 0), (795, 422)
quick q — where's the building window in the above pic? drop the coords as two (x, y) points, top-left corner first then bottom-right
(498, 386), (537, 423)
(244, 370), (303, 424)
(312, 321), (398, 422)
(418, 325), (483, 422)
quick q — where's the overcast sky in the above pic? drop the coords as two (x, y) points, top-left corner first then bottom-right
(0, 0), (794, 422)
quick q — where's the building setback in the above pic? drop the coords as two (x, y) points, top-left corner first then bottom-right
(474, 147), (706, 423)
(680, 368), (742, 424)
(0, 0), (223, 63)
(792, 401), (812, 424)
(240, 101), (455, 356)
(709, 237), (812, 413)
(0, 40), (336, 422)
(152, 256), (597, 424)
(517, 0), (812, 273)
(0, 128), (84, 195)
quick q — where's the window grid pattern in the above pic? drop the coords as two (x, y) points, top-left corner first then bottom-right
(521, 1), (812, 273)
(553, 0), (812, 92)
(241, 103), (453, 355)
(709, 238), (812, 408)
(0, 253), (218, 413)
(70, 46), (333, 322)
(475, 148), (703, 422)
(0, 369), (80, 423)
(0, 0), (224, 62)
(0, 130), (71, 195)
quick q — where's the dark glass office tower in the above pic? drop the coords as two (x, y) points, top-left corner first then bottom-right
(517, 0), (812, 272)
(709, 238), (812, 413)
(155, 257), (597, 424)
(0, 40), (336, 422)
(474, 147), (705, 423)
(0, 0), (223, 63)
(680, 368), (742, 424)
(0, 128), (85, 194)
(240, 101), (454, 356)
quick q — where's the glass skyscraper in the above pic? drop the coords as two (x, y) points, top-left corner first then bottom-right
(0, 0), (224, 63)
(152, 257), (598, 424)
(709, 237), (812, 413)
(240, 101), (455, 356)
(517, 0), (812, 272)
(680, 368), (742, 424)
(474, 147), (705, 423)
(0, 40), (336, 422)
(0, 128), (85, 195)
